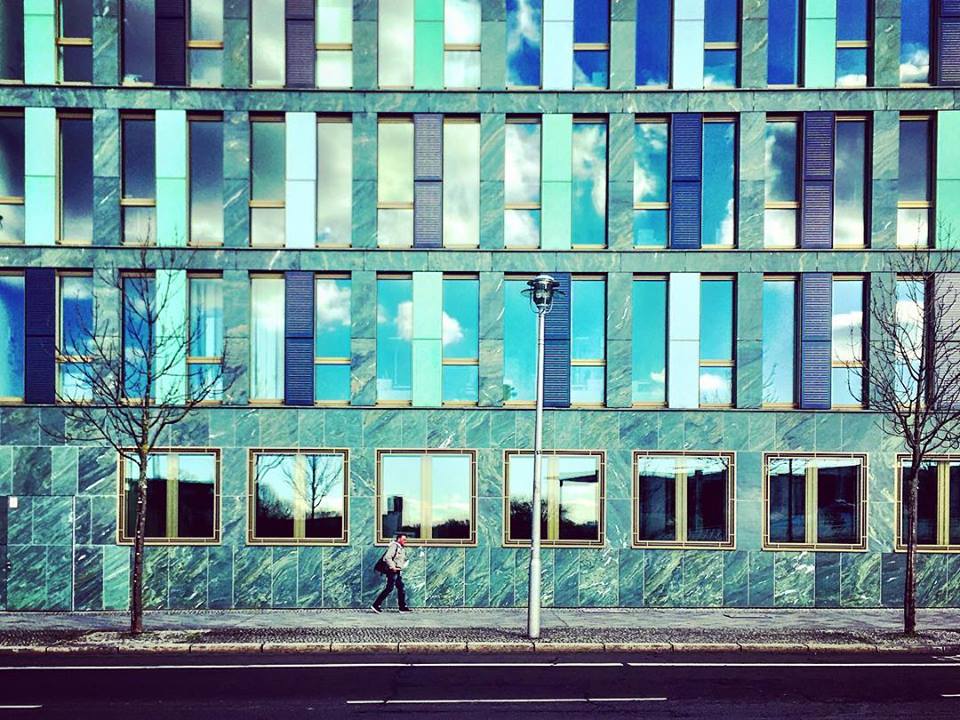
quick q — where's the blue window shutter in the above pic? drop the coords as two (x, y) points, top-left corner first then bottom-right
(284, 271), (314, 405)
(935, 274), (960, 404)
(414, 114), (443, 247)
(799, 272), (832, 410)
(670, 114), (703, 249)
(801, 112), (835, 249)
(286, 0), (316, 88)
(543, 273), (571, 408)
(940, 2), (960, 85)
(155, 0), (186, 86)
(24, 268), (55, 404)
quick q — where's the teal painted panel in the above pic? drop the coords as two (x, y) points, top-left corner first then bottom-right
(413, 271), (442, 340)
(411, 338), (442, 406)
(805, 0), (836, 18)
(285, 179), (317, 249)
(415, 21), (444, 88)
(155, 269), (187, 403)
(155, 111), (187, 180)
(24, 175), (55, 246)
(415, 0), (444, 21)
(541, 114), (572, 182)
(542, 20), (573, 89)
(541, 181), (572, 249)
(673, 20), (704, 89)
(936, 179), (960, 248)
(938, 112), (960, 182)
(156, 177), (187, 246)
(24, 108), (55, 177)
(285, 112), (317, 182)
(668, 273), (700, 409)
(543, 0), (573, 21)
(24, 8), (56, 85)
(668, 273), (700, 341)
(804, 17), (837, 88)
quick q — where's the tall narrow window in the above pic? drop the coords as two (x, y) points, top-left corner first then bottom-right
(251, 0), (284, 86)
(0, 274), (24, 399)
(573, 0), (609, 88)
(445, 0), (481, 88)
(189, 0), (224, 87)
(768, 0), (800, 85)
(122, 274), (156, 399)
(831, 276), (864, 408)
(250, 449), (348, 544)
(0, 3), (24, 82)
(377, 450), (476, 545)
(504, 118), (541, 248)
(635, 0), (670, 88)
(632, 276), (667, 405)
(898, 116), (931, 248)
(0, 112), (24, 244)
(377, 118), (414, 248)
(834, 117), (867, 248)
(836, 0), (870, 87)
(700, 276), (735, 406)
(571, 277), (605, 405)
(702, 119), (736, 247)
(316, 0), (352, 88)
(572, 118), (607, 247)
(764, 117), (799, 248)
(315, 274), (351, 404)
(503, 276), (537, 403)
(250, 275), (284, 402)
(189, 115), (224, 246)
(121, 114), (156, 244)
(442, 275), (479, 405)
(895, 277), (926, 403)
(443, 118), (480, 247)
(316, 118), (352, 246)
(187, 274), (223, 401)
(900, 1), (931, 85)
(506, 451), (604, 546)
(58, 273), (93, 401)
(58, 0), (93, 83)
(634, 119), (669, 248)
(376, 275), (413, 403)
(250, 116), (285, 247)
(762, 276), (797, 406)
(765, 454), (867, 549)
(59, 113), (93, 245)
(704, 0), (739, 88)
(897, 457), (960, 551)
(378, 0), (414, 87)
(506, 0), (541, 87)
(122, 0), (156, 84)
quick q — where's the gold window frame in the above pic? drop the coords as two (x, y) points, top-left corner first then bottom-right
(633, 117), (671, 250)
(0, 110), (26, 246)
(55, 0), (93, 86)
(698, 274), (736, 408)
(441, 273), (480, 407)
(894, 454), (960, 553)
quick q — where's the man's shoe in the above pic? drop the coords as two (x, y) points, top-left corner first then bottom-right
(398, 607), (413, 613)
(370, 605), (382, 614)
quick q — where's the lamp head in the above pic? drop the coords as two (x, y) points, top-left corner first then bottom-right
(524, 274), (560, 314)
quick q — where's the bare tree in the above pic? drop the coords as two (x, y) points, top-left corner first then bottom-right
(43, 246), (238, 635)
(851, 242), (960, 634)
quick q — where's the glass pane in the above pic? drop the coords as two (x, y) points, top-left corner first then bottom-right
(573, 51), (609, 89)
(61, 0), (94, 37)
(836, 48), (867, 87)
(122, 118), (155, 199)
(123, 206), (155, 244)
(315, 277), (351, 357)
(699, 367), (732, 405)
(633, 209), (668, 248)
(252, 0), (284, 85)
(142, 454), (168, 538)
(250, 277), (284, 400)
(702, 121), (735, 246)
(122, 0), (155, 83)
(504, 209), (540, 248)
(898, 120), (930, 202)
(762, 279), (795, 405)
(445, 50), (481, 88)
(900, 1), (930, 84)
(704, 0), (737, 42)
(251, 121), (284, 201)
(122, 276), (155, 398)
(505, 122), (540, 204)
(572, 279), (604, 360)
(189, 362), (223, 401)
(950, 463), (960, 545)
(572, 121), (606, 246)
(60, 275), (93, 358)
(255, 454), (297, 538)
(316, 0), (352, 43)
(700, 279), (733, 361)
(631, 279), (666, 404)
(0, 275), (25, 398)
(191, 0), (223, 39)
(60, 361), (93, 401)
(381, 454), (423, 538)
(60, 117), (93, 243)
(686, 456), (729, 542)
(557, 455), (600, 541)
(764, 209), (796, 248)
(376, 278), (413, 402)
(834, 120), (866, 247)
(317, 121), (353, 245)
(430, 454), (472, 539)
(636, 457), (676, 541)
(190, 120), (224, 244)
(60, 44), (93, 83)
(443, 121), (480, 247)
(316, 50), (352, 88)
(189, 48), (223, 87)
(836, 0), (868, 41)
(377, 209), (413, 248)
(250, 206), (285, 246)
(302, 454), (345, 538)
(571, 366), (604, 405)
(831, 279), (863, 365)
(442, 364), (479, 403)
(442, 278), (479, 360)
(899, 461), (938, 545)
(378, 122), (413, 204)
(314, 363), (350, 402)
(379, 0), (414, 86)
(634, 122), (668, 204)
(816, 457), (861, 544)
(0, 116), (24, 198)
(765, 121), (797, 203)
(177, 453), (216, 539)
(189, 277), (223, 359)
(506, 0), (542, 87)
(830, 367), (861, 407)
(0, 2), (24, 80)
(574, 0), (608, 43)
(768, 457), (807, 543)
(503, 279), (536, 402)
(704, 50), (737, 88)
(767, 0), (799, 85)
(898, 208), (929, 248)
(507, 454), (545, 541)
(635, 0), (670, 87)
(445, 0), (481, 43)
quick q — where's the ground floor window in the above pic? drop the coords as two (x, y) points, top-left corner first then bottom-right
(634, 452), (735, 548)
(764, 453), (867, 550)
(248, 449), (349, 544)
(119, 450), (220, 544)
(505, 451), (605, 547)
(376, 450), (476, 545)
(897, 456), (960, 551)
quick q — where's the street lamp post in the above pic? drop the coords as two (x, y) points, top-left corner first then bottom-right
(523, 274), (559, 640)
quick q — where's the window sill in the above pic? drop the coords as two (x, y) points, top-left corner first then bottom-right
(632, 540), (736, 550)
(761, 542), (867, 553)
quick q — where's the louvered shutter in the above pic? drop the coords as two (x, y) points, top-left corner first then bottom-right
(799, 272), (832, 409)
(24, 268), (56, 404)
(543, 273), (571, 408)
(414, 114), (443, 248)
(670, 114), (703, 249)
(284, 271), (315, 406)
(801, 112), (835, 249)
(939, 0), (960, 85)
(286, 0), (316, 88)
(155, 0), (186, 86)
(934, 273), (960, 406)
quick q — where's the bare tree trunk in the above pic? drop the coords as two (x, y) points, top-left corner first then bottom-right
(130, 452), (149, 635)
(904, 450), (921, 635)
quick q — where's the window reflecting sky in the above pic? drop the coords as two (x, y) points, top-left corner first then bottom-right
(251, 120), (284, 201)
(767, 0), (799, 85)
(503, 278), (536, 401)
(317, 121), (352, 245)
(900, 1), (930, 83)
(122, 117), (154, 199)
(315, 277), (351, 357)
(60, 117), (93, 243)
(504, 121), (541, 248)
(506, 0), (542, 86)
(765, 121), (797, 203)
(702, 121), (735, 246)
(635, 0), (670, 87)
(122, 275), (155, 398)
(250, 276), (284, 400)
(831, 278), (863, 406)
(190, 119), (224, 244)
(60, 275), (93, 358)
(379, 0), (414, 86)
(834, 120), (866, 247)
(572, 122), (606, 246)
(429, 453), (472, 538)
(376, 278), (412, 401)
(634, 122), (668, 204)
(189, 277), (223, 359)
(762, 279), (795, 405)
(442, 278), (478, 360)
(632, 279), (666, 404)
(252, 0), (284, 85)
(445, 0), (481, 90)
(122, 0), (155, 83)
(0, 3), (23, 80)
(443, 121), (480, 246)
(898, 119), (929, 201)
(317, 0), (351, 43)
(0, 275), (24, 398)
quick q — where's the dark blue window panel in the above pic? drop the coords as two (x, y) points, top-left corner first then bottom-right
(285, 20), (316, 87)
(574, 0), (609, 43)
(635, 0), (671, 86)
(671, 114), (703, 181)
(544, 272), (571, 408)
(286, 0), (315, 20)
(939, 0), (960, 86)
(414, 114), (443, 182)
(25, 268), (55, 338)
(24, 336), (55, 405)
(799, 272), (832, 410)
(155, 0), (186, 86)
(802, 113), (835, 248)
(284, 271), (314, 339)
(768, 0), (800, 85)
(670, 180), (701, 249)
(156, 0), (186, 17)
(799, 341), (831, 410)
(803, 112), (835, 180)
(284, 337), (314, 406)
(414, 181), (442, 248)
(801, 180), (834, 249)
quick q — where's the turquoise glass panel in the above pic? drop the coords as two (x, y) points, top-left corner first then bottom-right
(377, 277), (413, 402)
(762, 279), (796, 405)
(503, 278), (537, 402)
(442, 364), (479, 403)
(701, 121), (735, 246)
(700, 279), (733, 361)
(632, 279), (666, 405)
(442, 278), (479, 360)
(572, 121), (606, 246)
(315, 277), (351, 357)
(314, 364), (351, 403)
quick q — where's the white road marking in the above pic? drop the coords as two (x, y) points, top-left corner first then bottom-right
(347, 697), (667, 705)
(942, 693), (960, 697)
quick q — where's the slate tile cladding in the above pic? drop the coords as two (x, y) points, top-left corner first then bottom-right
(1, 3), (958, 610)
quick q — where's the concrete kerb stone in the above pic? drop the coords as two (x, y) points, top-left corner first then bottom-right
(397, 642), (469, 653)
(670, 642), (742, 653)
(737, 642), (810, 653)
(532, 642), (605, 653)
(330, 642), (400, 653)
(602, 642), (673, 653)
(804, 642), (879, 654)
(466, 641), (535, 653)
(188, 643), (264, 654)
(261, 642), (334, 653)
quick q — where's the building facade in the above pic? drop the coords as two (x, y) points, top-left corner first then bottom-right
(1, 0), (960, 612)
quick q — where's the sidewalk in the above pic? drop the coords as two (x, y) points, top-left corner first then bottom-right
(1, 608), (959, 655)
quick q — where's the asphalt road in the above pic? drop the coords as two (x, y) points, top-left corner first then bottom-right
(1, 651), (960, 718)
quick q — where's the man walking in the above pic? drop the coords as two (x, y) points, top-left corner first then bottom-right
(371, 533), (412, 613)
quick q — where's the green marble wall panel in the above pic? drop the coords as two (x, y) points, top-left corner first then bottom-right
(24, 107), (56, 246)
(103, 544), (130, 610)
(873, 0), (900, 88)
(24, 0), (55, 85)
(736, 272), (763, 408)
(414, 0), (444, 89)
(738, 112), (765, 250)
(481, 21), (505, 90)
(609, 21), (635, 90)
(353, 113), (378, 249)
(93, 5), (118, 86)
(224, 112), (250, 248)
(723, 551), (749, 605)
(804, 0), (837, 88)
(223, 0), (251, 89)
(741, 0), (768, 89)
(872, 111), (899, 249)
(479, 113), (504, 249)
(815, 552), (841, 606)
(937, 111), (960, 247)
